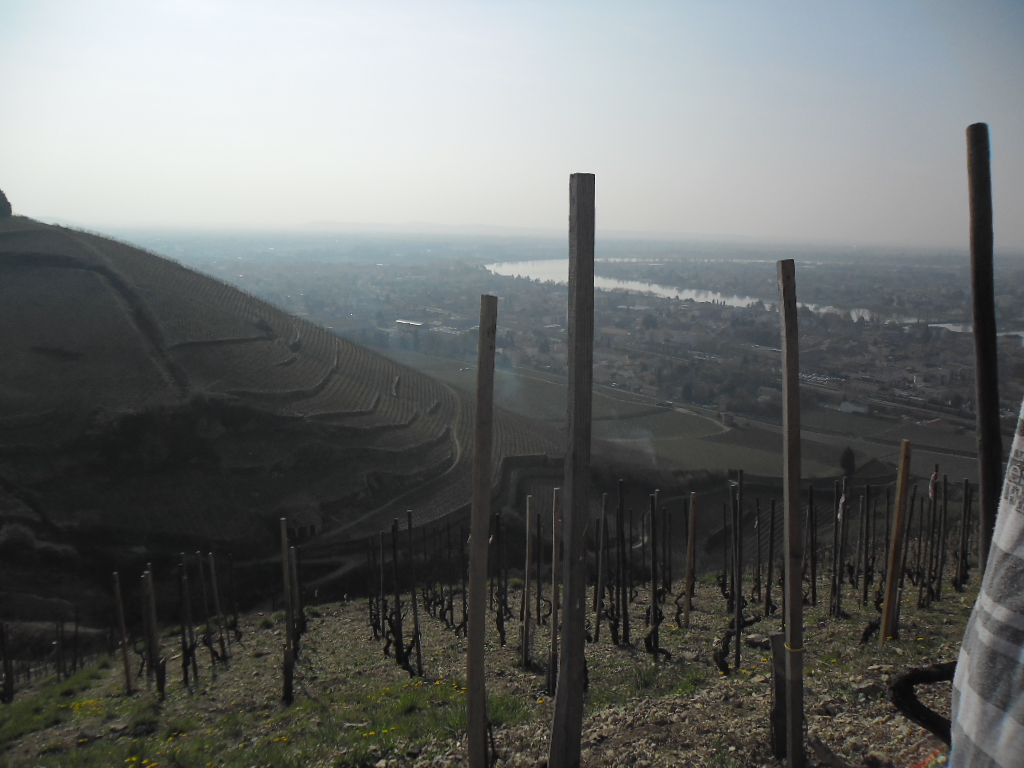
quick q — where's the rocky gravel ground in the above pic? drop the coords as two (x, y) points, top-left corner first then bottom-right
(0, 576), (969, 767)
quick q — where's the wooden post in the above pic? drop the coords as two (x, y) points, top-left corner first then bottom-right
(0, 624), (11, 704)
(460, 528), (468, 634)
(292, 546), (304, 639)
(379, 530), (389, 639)
(369, 538), (380, 637)
(936, 476), (949, 601)
(391, 520), (405, 668)
(467, 293), (497, 768)
(862, 487), (873, 607)
(617, 480), (629, 645)
(407, 510), (423, 676)
(208, 554), (229, 664)
(195, 551), (216, 680)
(550, 170), (596, 768)
(777, 258), (804, 768)
(535, 512), (542, 628)
(765, 498), (777, 617)
(734, 472), (744, 671)
(594, 494), (607, 643)
(967, 123), (1002, 575)
(684, 492), (696, 628)
(495, 512), (506, 645)
(808, 488), (817, 606)
(178, 563), (191, 688)
(113, 572), (133, 695)
(522, 495), (533, 667)
(144, 568), (164, 700)
(182, 555), (199, 684)
(880, 441), (912, 643)
(755, 497), (763, 601)
(649, 494), (660, 663)
(280, 518), (294, 704)
(547, 487), (562, 695)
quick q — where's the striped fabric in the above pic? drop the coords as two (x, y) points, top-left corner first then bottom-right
(951, 399), (1024, 768)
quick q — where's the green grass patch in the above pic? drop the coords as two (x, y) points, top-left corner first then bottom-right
(0, 664), (108, 750)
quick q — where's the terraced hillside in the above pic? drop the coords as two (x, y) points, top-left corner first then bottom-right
(0, 217), (559, 620)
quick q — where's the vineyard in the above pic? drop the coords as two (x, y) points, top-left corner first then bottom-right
(0, 219), (560, 641)
(0, 467), (976, 766)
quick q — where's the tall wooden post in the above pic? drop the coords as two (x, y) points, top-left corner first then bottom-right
(467, 293), (497, 768)
(755, 497), (763, 601)
(594, 494), (608, 643)
(765, 498), (777, 617)
(182, 554), (199, 683)
(112, 572), (133, 695)
(617, 480), (629, 644)
(734, 473), (744, 671)
(280, 519), (294, 704)
(522, 495), (534, 667)
(407, 510), (423, 677)
(391, 521), (405, 667)
(550, 171), (596, 768)
(547, 487), (562, 695)
(777, 259), (804, 767)
(936, 476), (949, 601)
(684, 492), (696, 628)
(967, 122), (1002, 575)
(649, 494), (660, 663)
(881, 441), (912, 643)
(208, 553), (228, 663)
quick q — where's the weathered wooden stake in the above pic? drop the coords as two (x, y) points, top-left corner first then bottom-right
(649, 494), (660, 663)
(734, 473), (744, 671)
(549, 171), (596, 768)
(208, 553), (229, 663)
(280, 518), (294, 704)
(144, 568), (165, 699)
(936, 476), (949, 601)
(182, 554), (199, 684)
(467, 293), (497, 768)
(617, 480), (629, 644)
(809, 488), (818, 606)
(407, 510), (423, 676)
(594, 495), (607, 643)
(178, 564), (191, 688)
(391, 521), (405, 669)
(684, 492), (696, 628)
(547, 487), (562, 695)
(778, 258), (805, 768)
(755, 497), (763, 601)
(522, 495), (533, 666)
(967, 122), (1002, 575)
(880, 441), (912, 643)
(113, 572), (133, 695)
(765, 498), (777, 617)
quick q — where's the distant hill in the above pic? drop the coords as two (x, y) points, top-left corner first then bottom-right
(0, 216), (560, 621)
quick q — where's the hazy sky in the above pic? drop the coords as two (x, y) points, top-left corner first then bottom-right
(1, 1), (1022, 250)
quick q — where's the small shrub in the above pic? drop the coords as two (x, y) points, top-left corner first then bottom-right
(675, 667), (706, 697)
(307, 606), (323, 619)
(631, 663), (659, 693)
(259, 615), (275, 629)
(488, 693), (527, 726)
